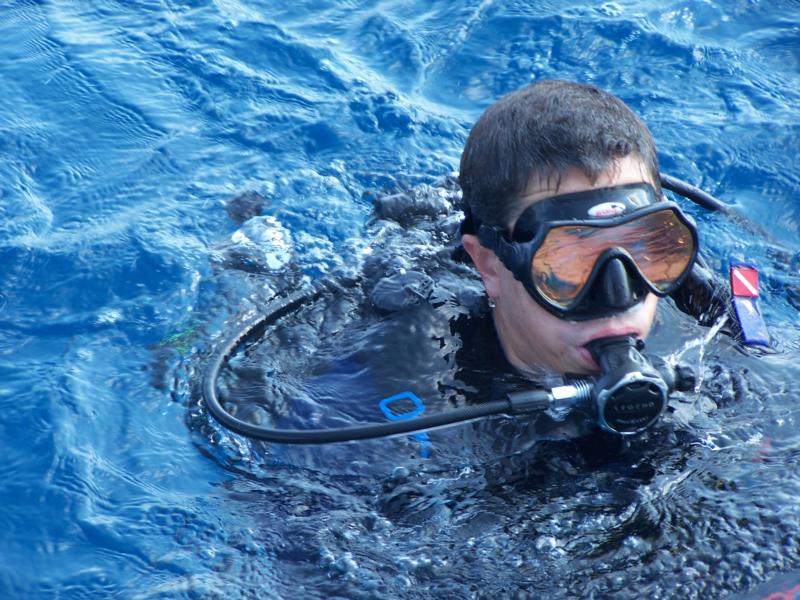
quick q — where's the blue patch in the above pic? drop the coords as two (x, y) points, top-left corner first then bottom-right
(732, 297), (770, 347)
(379, 391), (432, 458)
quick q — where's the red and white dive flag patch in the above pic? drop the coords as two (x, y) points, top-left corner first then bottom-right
(730, 264), (759, 297)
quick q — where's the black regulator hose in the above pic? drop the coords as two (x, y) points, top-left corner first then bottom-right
(660, 173), (732, 214)
(201, 275), (552, 443)
(661, 173), (783, 246)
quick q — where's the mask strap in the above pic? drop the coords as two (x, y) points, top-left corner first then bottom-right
(477, 224), (531, 283)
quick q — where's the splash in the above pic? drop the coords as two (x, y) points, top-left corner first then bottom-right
(666, 312), (729, 391)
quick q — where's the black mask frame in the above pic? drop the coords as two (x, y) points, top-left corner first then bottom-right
(476, 183), (700, 320)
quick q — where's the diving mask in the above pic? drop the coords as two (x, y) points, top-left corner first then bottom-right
(477, 183), (699, 320)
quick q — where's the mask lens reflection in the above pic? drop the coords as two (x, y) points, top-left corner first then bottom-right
(531, 209), (695, 308)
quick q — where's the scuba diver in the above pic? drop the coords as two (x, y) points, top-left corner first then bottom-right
(460, 80), (701, 376)
(202, 80), (767, 443)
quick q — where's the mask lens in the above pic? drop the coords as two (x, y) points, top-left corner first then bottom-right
(531, 208), (696, 309)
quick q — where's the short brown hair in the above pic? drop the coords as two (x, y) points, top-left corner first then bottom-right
(459, 80), (660, 229)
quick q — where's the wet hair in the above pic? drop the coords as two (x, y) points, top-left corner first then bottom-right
(459, 80), (660, 230)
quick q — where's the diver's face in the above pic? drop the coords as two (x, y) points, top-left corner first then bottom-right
(462, 155), (659, 375)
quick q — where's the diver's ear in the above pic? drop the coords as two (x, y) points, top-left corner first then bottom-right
(461, 234), (502, 300)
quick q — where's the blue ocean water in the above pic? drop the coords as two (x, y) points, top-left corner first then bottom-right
(1, 1), (800, 598)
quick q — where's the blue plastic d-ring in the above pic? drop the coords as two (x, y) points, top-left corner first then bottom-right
(379, 391), (426, 421)
(378, 391), (431, 458)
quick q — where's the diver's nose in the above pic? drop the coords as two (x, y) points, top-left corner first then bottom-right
(594, 257), (641, 310)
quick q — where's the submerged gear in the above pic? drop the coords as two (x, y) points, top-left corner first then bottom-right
(476, 183), (699, 320)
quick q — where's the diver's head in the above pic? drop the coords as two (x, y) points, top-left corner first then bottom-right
(464, 157), (676, 375)
(457, 81), (698, 376)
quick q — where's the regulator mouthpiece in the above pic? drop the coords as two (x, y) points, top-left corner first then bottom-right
(584, 335), (694, 435)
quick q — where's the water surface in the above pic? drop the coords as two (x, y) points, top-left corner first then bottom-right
(1, 1), (799, 598)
